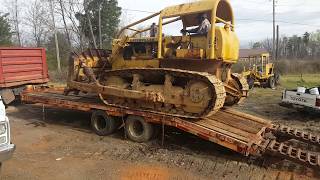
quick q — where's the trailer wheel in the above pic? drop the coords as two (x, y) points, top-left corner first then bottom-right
(125, 116), (154, 143)
(91, 111), (120, 136)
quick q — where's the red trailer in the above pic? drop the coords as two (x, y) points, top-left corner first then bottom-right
(21, 87), (320, 171)
(0, 48), (49, 104)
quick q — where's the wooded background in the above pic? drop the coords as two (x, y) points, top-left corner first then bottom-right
(0, 0), (122, 80)
(251, 31), (320, 60)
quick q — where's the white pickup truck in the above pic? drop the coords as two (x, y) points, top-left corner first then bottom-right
(281, 87), (320, 112)
(0, 97), (15, 171)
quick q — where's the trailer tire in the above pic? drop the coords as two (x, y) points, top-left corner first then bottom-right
(91, 111), (120, 136)
(125, 116), (154, 143)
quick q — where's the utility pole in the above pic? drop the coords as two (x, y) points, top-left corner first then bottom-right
(15, 0), (21, 46)
(272, 0), (276, 61)
(276, 25), (279, 61)
(98, 3), (102, 49)
(49, 0), (61, 73)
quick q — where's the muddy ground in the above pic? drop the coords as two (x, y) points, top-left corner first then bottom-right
(1, 88), (320, 180)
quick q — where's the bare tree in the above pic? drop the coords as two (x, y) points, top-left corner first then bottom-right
(61, 0), (86, 51)
(24, 0), (50, 47)
(58, 0), (72, 48)
(4, 0), (22, 46)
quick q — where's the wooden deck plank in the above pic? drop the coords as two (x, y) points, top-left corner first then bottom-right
(195, 120), (254, 143)
(209, 112), (264, 134)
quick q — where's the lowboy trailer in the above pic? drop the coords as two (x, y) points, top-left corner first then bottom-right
(21, 87), (320, 171)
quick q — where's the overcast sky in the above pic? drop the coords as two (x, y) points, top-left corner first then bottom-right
(1, 0), (320, 47)
(117, 0), (320, 47)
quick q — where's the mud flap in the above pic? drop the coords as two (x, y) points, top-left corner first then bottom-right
(0, 89), (15, 105)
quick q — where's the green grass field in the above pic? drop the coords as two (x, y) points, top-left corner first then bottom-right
(280, 74), (320, 89)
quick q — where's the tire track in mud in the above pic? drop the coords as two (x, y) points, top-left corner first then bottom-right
(78, 131), (318, 180)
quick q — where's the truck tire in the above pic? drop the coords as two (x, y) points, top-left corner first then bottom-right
(125, 115), (154, 143)
(91, 111), (120, 136)
(268, 76), (276, 89)
(274, 73), (281, 85)
(247, 77), (255, 90)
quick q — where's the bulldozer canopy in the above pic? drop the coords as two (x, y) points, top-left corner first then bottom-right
(160, 0), (234, 27)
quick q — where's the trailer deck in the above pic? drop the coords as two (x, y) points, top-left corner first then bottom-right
(21, 87), (320, 170)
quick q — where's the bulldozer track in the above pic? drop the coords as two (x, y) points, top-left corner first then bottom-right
(98, 68), (226, 119)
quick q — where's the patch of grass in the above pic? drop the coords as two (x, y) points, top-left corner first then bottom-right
(247, 88), (283, 104)
(280, 74), (320, 89)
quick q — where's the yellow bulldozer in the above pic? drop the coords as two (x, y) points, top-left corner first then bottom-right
(66, 0), (249, 119)
(240, 50), (280, 89)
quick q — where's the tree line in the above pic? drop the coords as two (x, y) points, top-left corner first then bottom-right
(251, 30), (320, 60)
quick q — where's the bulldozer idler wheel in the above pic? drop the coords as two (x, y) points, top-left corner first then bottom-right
(125, 115), (154, 143)
(91, 111), (121, 136)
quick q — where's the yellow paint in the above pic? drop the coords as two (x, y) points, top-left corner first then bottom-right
(157, 15), (163, 59)
(212, 26), (239, 61)
(161, 0), (232, 20)
(176, 49), (205, 59)
(112, 60), (160, 70)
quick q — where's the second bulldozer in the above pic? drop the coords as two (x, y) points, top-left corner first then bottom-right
(66, 0), (249, 118)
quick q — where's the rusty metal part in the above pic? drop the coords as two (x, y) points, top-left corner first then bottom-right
(262, 139), (320, 170)
(224, 73), (249, 106)
(270, 124), (320, 147)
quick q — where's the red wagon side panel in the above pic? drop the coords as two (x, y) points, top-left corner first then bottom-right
(0, 48), (49, 88)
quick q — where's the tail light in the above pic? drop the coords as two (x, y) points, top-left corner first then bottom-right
(316, 97), (320, 107)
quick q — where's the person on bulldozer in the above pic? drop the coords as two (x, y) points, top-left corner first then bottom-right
(181, 13), (211, 35)
(150, 23), (158, 37)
